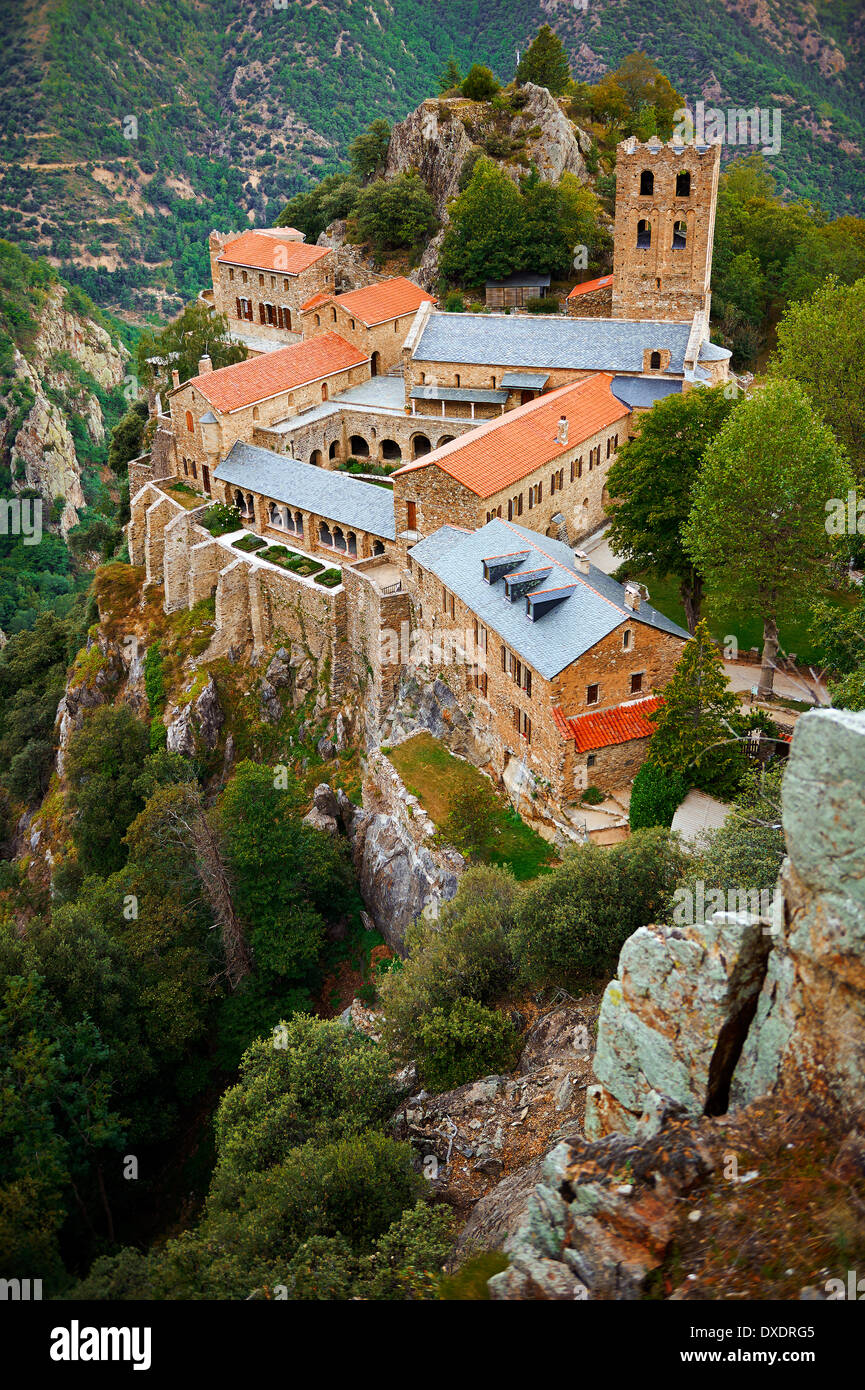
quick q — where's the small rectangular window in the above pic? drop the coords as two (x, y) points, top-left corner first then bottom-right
(587, 753), (596, 769)
(586, 683), (599, 705)
(524, 668), (532, 698)
(630, 672), (644, 694)
(623, 629), (631, 650)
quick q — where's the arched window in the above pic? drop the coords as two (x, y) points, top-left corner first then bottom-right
(328, 440), (339, 459)
(637, 219), (651, 249)
(269, 502), (281, 526)
(331, 307), (337, 322)
(252, 406), (260, 420)
(672, 220), (687, 250)
(411, 434), (431, 458)
(676, 171), (691, 197)
(310, 449), (322, 467)
(314, 314), (320, 326)
(381, 439), (401, 461)
(372, 539), (385, 556)
(322, 382), (328, 401)
(319, 522), (333, 547)
(347, 532), (358, 557)
(294, 511), (303, 536)
(650, 351), (662, 370)
(349, 435), (369, 458)
(185, 410), (194, 433)
(333, 527), (347, 552)
(640, 169), (654, 196)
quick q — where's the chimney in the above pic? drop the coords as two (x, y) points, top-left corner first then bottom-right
(624, 582), (642, 612)
(198, 354), (213, 375)
(171, 369), (180, 390)
(555, 415), (569, 446)
(573, 549), (590, 574)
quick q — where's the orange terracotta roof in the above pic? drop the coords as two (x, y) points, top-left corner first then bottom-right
(299, 290), (333, 313)
(329, 277), (435, 325)
(567, 274), (614, 299)
(178, 334), (368, 414)
(552, 695), (662, 751)
(393, 375), (630, 498)
(217, 230), (330, 275)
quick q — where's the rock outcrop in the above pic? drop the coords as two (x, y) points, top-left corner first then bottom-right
(348, 750), (465, 952)
(2, 283), (127, 538)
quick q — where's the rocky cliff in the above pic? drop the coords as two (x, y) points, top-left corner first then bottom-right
(2, 283), (127, 537)
(481, 707), (865, 1299)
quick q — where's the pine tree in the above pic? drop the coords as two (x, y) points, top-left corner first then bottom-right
(516, 25), (571, 96)
(439, 56), (462, 93)
(648, 621), (745, 795)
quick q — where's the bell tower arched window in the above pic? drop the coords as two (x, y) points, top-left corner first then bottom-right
(676, 171), (691, 197)
(637, 219), (652, 249)
(639, 169), (654, 196)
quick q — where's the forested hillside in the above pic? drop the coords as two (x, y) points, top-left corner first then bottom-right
(0, 0), (862, 318)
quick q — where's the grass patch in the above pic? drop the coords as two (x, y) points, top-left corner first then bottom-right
(232, 534), (267, 553)
(617, 568), (860, 666)
(314, 568), (342, 588)
(386, 733), (553, 881)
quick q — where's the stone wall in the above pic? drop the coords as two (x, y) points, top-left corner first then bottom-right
(302, 301), (422, 374)
(343, 556), (411, 729)
(254, 405), (471, 471)
(566, 285), (614, 318)
(210, 232), (335, 342)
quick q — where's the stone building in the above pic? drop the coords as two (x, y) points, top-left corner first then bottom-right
(391, 375), (631, 551)
(166, 334), (371, 492)
(405, 519), (688, 802)
(212, 440), (395, 563)
(611, 135), (721, 322)
(403, 300), (729, 411)
(566, 274), (614, 317)
(208, 228), (335, 350)
(300, 277), (436, 375)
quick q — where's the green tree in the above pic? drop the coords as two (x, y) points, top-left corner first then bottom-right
(136, 300), (246, 390)
(628, 762), (688, 830)
(442, 776), (499, 858)
(606, 385), (734, 632)
(440, 157), (525, 285)
(0, 611), (76, 800)
(683, 379), (854, 697)
(771, 276), (865, 479)
(277, 173), (361, 243)
(511, 829), (685, 989)
(415, 997), (520, 1092)
(65, 706), (150, 874)
(348, 119), (390, 181)
(516, 24), (571, 95)
(351, 173), (437, 256)
(646, 620), (744, 794)
(107, 399), (148, 476)
(438, 56), (462, 93)
(461, 65), (500, 102)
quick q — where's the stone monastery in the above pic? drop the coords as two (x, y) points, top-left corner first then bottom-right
(129, 136), (731, 839)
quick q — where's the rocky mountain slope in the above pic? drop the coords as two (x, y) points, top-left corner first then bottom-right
(1, 0), (862, 317)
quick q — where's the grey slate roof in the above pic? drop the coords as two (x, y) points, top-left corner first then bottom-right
(500, 371), (551, 388)
(410, 385), (508, 404)
(611, 376), (683, 409)
(411, 519), (688, 679)
(699, 340), (732, 361)
(414, 312), (694, 375)
(215, 441), (395, 540)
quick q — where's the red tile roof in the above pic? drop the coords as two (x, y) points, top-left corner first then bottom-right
(217, 230), (330, 275)
(331, 277), (435, 325)
(567, 274), (614, 300)
(393, 375), (630, 498)
(178, 333), (368, 414)
(299, 290), (332, 313)
(552, 695), (662, 751)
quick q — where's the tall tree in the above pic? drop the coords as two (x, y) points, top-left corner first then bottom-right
(646, 620), (744, 793)
(516, 24), (571, 95)
(606, 385), (734, 632)
(683, 379), (853, 697)
(771, 276), (865, 480)
(136, 300), (247, 391)
(438, 56), (462, 93)
(348, 119), (391, 181)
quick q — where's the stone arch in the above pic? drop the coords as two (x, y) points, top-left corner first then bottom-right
(676, 170), (691, 197)
(437, 434), (455, 447)
(650, 350), (661, 369)
(310, 449), (323, 467)
(268, 502), (282, 526)
(319, 521), (333, 547)
(347, 531), (358, 557)
(372, 539), (385, 556)
(349, 434), (370, 458)
(332, 526), (347, 553)
(411, 433), (431, 458)
(294, 511), (303, 536)
(381, 439), (401, 461)
(672, 219), (687, 250)
(321, 382), (329, 401)
(637, 218), (651, 249)
(371, 351), (381, 377)
(329, 440), (340, 460)
(640, 169), (654, 196)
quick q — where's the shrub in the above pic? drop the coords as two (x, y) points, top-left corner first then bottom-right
(442, 776), (500, 858)
(526, 294), (560, 314)
(629, 762), (687, 829)
(232, 534), (266, 552)
(581, 785), (605, 805)
(202, 501), (241, 536)
(511, 828), (686, 989)
(461, 65), (500, 101)
(314, 568), (342, 588)
(415, 997), (520, 1092)
(438, 1250), (510, 1299)
(444, 292), (465, 312)
(361, 1202), (455, 1300)
(381, 864), (519, 1064)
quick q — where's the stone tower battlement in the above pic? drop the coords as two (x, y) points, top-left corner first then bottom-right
(611, 136), (721, 323)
